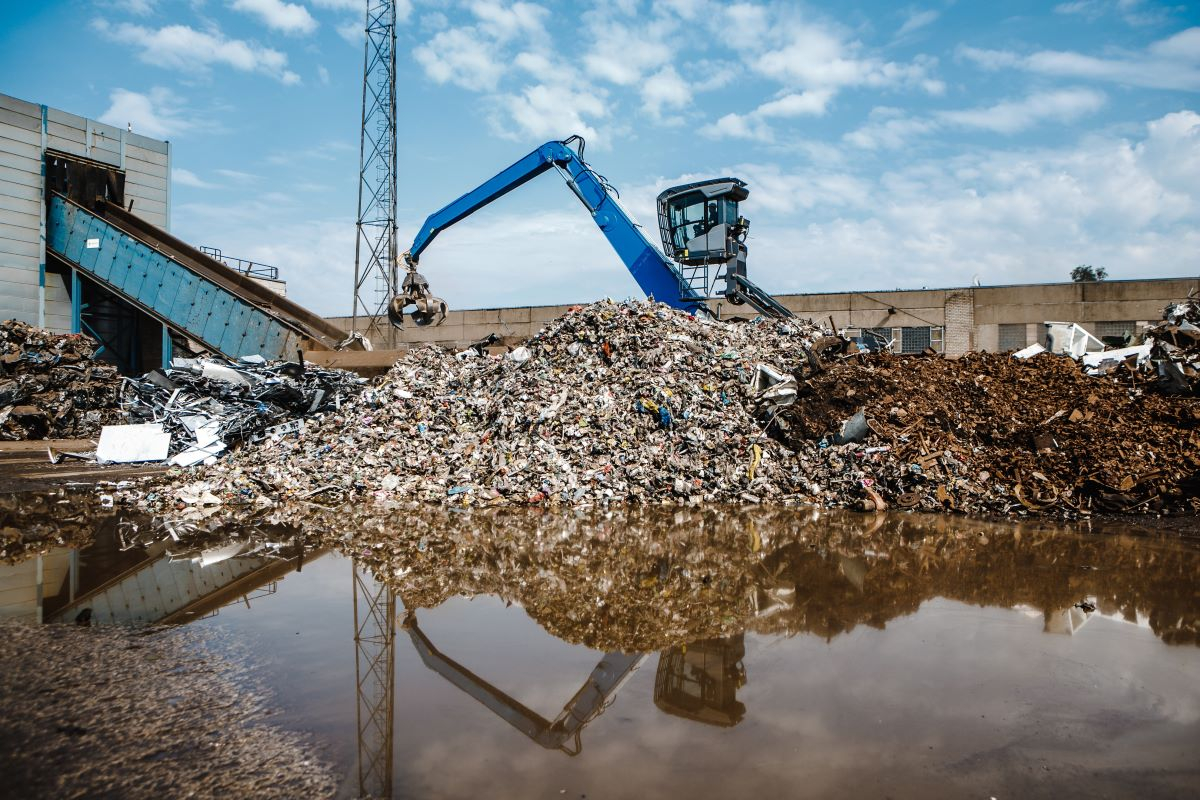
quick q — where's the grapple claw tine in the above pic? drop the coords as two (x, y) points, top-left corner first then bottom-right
(389, 263), (448, 329)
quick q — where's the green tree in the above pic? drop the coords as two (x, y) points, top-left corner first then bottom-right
(1071, 265), (1108, 282)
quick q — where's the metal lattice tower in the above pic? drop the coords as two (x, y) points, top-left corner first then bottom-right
(351, 0), (398, 349)
(353, 563), (396, 799)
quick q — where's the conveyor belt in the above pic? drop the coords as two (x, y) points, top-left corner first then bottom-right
(45, 193), (346, 359)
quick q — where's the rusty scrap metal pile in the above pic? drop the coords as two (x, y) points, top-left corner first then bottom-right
(0, 320), (124, 439)
(771, 348), (1199, 516)
(767, 295), (1199, 516)
(111, 297), (1200, 518)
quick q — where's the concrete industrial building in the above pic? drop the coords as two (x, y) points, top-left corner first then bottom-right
(330, 276), (1199, 355)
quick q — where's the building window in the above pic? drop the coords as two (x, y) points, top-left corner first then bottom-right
(1095, 320), (1136, 345)
(998, 323), (1027, 351)
(859, 327), (893, 352)
(900, 326), (932, 353)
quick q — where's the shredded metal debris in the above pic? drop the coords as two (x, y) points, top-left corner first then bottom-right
(118, 355), (367, 465)
(0, 320), (123, 439)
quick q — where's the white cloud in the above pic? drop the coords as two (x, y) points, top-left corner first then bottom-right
(172, 167), (218, 189)
(937, 88), (1107, 134)
(640, 66), (691, 120)
(92, 19), (301, 84)
(896, 9), (939, 39)
(756, 89), (834, 118)
(310, 0), (361, 10)
(494, 83), (607, 145)
(414, 27), (505, 91)
(844, 88), (1108, 150)
(111, 0), (157, 15)
(955, 45), (1021, 70)
(1054, 0), (1168, 26)
(843, 110), (937, 150)
(469, 0), (548, 42)
(699, 112), (773, 142)
(695, 7), (943, 141)
(317, 64), (330, 85)
(718, 2), (771, 50)
(959, 27), (1200, 90)
(215, 168), (260, 184)
(752, 21), (939, 94)
(312, 0), (411, 20)
(582, 18), (673, 86)
(98, 87), (193, 138)
(336, 21), (362, 44)
(1054, 1), (1101, 17)
(744, 111), (1200, 293)
(701, 89), (832, 142)
(229, 0), (317, 36)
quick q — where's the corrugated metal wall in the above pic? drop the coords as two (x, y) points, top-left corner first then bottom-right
(0, 92), (171, 334)
(0, 94), (49, 329)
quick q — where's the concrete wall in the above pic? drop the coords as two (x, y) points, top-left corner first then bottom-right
(0, 92), (171, 334)
(331, 276), (1200, 353)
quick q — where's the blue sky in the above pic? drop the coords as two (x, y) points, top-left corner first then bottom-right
(1, 0), (1198, 316)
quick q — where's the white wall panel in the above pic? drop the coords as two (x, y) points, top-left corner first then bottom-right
(2, 92), (172, 328)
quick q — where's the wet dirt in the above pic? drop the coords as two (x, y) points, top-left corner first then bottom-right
(0, 502), (1198, 799)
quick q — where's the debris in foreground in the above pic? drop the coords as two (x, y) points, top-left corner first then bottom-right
(0, 620), (336, 799)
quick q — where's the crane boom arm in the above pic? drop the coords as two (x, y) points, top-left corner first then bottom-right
(404, 139), (707, 313)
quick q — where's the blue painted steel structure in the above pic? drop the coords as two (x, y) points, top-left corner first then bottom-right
(405, 139), (709, 314)
(46, 194), (342, 360)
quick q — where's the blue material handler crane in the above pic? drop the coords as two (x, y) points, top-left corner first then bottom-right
(389, 136), (793, 327)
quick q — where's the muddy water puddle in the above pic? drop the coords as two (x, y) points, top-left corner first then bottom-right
(2, 505), (1199, 799)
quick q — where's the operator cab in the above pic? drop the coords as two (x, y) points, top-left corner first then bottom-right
(656, 178), (749, 266)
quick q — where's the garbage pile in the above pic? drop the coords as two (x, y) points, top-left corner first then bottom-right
(111, 296), (1199, 519)
(770, 348), (1200, 515)
(0, 320), (124, 439)
(132, 300), (827, 510)
(115, 356), (368, 466)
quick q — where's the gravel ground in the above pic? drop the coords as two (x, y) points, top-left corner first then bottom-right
(0, 621), (337, 800)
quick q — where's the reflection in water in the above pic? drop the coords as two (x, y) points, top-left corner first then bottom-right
(4, 499), (1198, 647)
(404, 612), (644, 755)
(352, 563), (395, 800)
(2, 496), (1199, 798)
(0, 506), (312, 626)
(655, 635), (747, 728)
(328, 506), (1200, 650)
